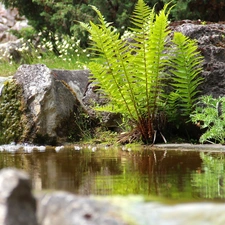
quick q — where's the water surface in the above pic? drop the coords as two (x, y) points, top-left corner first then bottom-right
(0, 144), (225, 202)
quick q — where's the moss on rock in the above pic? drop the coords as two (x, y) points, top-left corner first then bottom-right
(0, 79), (25, 144)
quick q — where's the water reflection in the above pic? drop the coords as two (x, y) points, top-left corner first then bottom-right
(0, 145), (225, 201)
(192, 152), (225, 200)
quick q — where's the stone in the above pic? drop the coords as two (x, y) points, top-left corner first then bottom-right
(0, 3), (29, 43)
(13, 64), (91, 144)
(37, 192), (128, 225)
(0, 168), (37, 225)
(51, 69), (90, 103)
(0, 39), (22, 62)
(82, 81), (122, 131)
(171, 21), (225, 98)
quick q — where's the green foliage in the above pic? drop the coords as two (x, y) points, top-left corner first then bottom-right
(191, 95), (225, 144)
(81, 0), (203, 143)
(169, 32), (203, 118)
(0, 30), (90, 76)
(1, 0), (225, 48)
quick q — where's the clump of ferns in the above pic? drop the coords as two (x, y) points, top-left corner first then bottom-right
(81, 0), (203, 144)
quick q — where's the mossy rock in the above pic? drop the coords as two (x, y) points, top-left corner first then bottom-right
(0, 79), (25, 144)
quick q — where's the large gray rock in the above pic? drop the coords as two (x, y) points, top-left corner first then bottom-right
(13, 64), (91, 144)
(51, 69), (90, 103)
(0, 168), (37, 225)
(171, 21), (225, 98)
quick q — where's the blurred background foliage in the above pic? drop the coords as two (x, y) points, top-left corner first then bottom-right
(1, 0), (225, 46)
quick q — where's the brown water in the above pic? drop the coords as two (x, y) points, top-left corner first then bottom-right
(0, 144), (225, 202)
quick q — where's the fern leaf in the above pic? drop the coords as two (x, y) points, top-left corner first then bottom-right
(170, 32), (203, 117)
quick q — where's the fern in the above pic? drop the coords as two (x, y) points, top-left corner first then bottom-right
(81, 0), (203, 144)
(169, 32), (203, 117)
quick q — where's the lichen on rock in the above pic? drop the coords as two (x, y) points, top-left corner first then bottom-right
(0, 78), (25, 144)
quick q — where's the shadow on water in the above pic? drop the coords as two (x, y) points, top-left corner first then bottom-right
(0, 144), (225, 202)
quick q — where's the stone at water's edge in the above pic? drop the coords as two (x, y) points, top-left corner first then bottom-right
(0, 64), (121, 145)
(1, 168), (225, 225)
(13, 64), (91, 144)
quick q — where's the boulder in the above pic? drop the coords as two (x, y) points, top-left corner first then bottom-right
(51, 69), (90, 103)
(0, 168), (37, 225)
(0, 64), (122, 145)
(12, 64), (92, 144)
(171, 21), (225, 98)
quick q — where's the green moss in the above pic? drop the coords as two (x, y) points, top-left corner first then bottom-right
(0, 79), (25, 144)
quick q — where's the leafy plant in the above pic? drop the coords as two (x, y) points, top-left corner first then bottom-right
(168, 32), (203, 118)
(81, 0), (203, 144)
(191, 95), (225, 144)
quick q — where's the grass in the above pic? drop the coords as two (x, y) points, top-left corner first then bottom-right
(0, 30), (91, 77)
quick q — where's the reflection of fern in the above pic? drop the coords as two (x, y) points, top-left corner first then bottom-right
(81, 0), (203, 143)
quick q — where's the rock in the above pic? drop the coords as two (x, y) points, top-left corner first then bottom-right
(0, 64), (122, 144)
(171, 21), (225, 98)
(0, 39), (22, 62)
(0, 168), (37, 225)
(12, 64), (91, 144)
(82, 81), (122, 131)
(51, 69), (90, 103)
(0, 3), (29, 43)
(37, 192), (128, 225)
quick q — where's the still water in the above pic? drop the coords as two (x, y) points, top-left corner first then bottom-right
(0, 144), (225, 202)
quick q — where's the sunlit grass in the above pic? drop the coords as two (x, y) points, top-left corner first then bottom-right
(0, 31), (91, 77)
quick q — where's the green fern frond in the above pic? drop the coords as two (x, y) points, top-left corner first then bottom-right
(170, 32), (203, 117)
(131, 0), (153, 30)
(82, 6), (141, 121)
(130, 2), (172, 116)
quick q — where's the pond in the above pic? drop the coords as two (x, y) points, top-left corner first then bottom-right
(0, 143), (225, 202)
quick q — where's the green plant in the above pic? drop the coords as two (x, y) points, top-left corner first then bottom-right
(168, 32), (203, 119)
(191, 95), (225, 144)
(81, 0), (203, 144)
